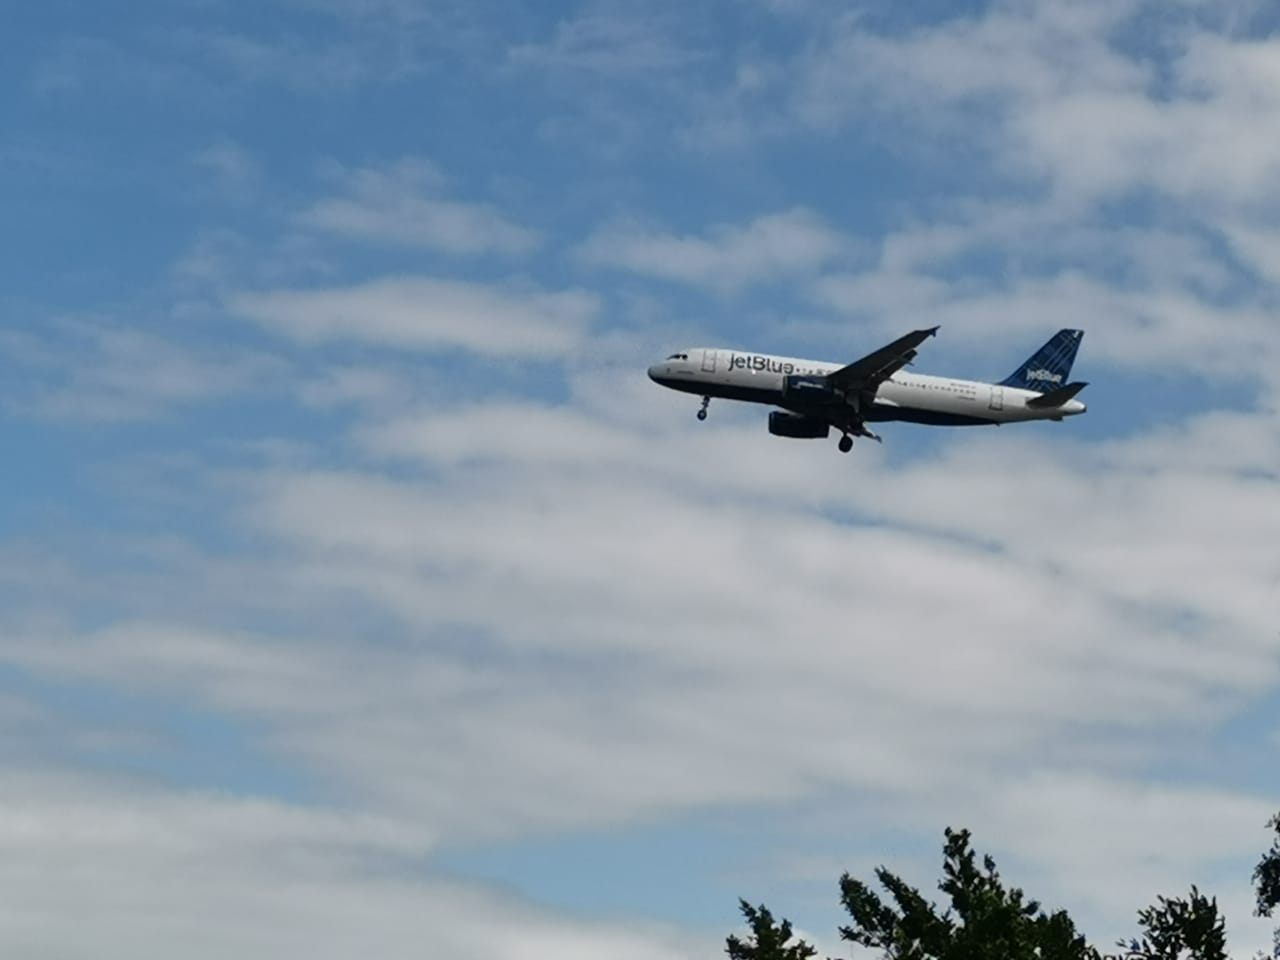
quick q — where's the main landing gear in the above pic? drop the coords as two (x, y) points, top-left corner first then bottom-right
(696, 396), (710, 421)
(837, 425), (882, 453)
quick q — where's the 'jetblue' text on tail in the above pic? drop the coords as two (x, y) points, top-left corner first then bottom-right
(999, 329), (1084, 391)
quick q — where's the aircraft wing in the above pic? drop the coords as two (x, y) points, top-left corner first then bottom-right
(827, 326), (940, 393)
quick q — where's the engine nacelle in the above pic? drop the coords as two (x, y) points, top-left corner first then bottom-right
(768, 411), (830, 439)
(781, 374), (835, 403)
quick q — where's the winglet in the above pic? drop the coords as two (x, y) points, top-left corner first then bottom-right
(1026, 381), (1088, 408)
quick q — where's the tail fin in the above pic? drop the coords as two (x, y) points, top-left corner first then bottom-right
(999, 329), (1084, 391)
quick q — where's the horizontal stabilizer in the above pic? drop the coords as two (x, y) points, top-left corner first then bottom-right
(1026, 381), (1088, 408)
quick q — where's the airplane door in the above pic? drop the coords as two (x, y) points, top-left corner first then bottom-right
(701, 349), (718, 374)
(989, 386), (1004, 411)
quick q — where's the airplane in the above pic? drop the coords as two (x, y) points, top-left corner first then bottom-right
(647, 327), (1087, 452)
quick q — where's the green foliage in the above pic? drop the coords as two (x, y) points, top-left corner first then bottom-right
(729, 812), (1280, 960)
(726, 900), (817, 960)
(1119, 886), (1228, 960)
(1253, 814), (1280, 920)
(837, 827), (1100, 960)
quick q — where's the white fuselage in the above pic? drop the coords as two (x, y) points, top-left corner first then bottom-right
(647, 347), (1087, 426)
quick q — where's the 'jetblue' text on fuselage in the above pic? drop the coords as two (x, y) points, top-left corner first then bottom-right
(729, 354), (797, 375)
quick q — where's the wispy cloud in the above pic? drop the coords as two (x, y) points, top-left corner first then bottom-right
(502, 5), (722, 151)
(269, 0), (457, 24)
(780, 0), (1280, 217)
(509, 9), (707, 75)
(192, 141), (261, 203)
(579, 208), (854, 294)
(1222, 220), (1280, 284)
(0, 321), (282, 421)
(0, 769), (697, 960)
(27, 33), (216, 103)
(296, 364), (422, 412)
(299, 159), (538, 255)
(87, 364), (1266, 851)
(812, 258), (1279, 387)
(228, 276), (597, 356)
(6, 344), (1280, 948)
(194, 29), (390, 90)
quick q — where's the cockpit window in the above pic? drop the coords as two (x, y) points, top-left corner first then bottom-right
(666, 353), (689, 360)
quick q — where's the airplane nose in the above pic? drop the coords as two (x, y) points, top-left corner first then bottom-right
(647, 364), (662, 383)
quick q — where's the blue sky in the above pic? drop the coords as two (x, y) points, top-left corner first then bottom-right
(3, 1), (1280, 957)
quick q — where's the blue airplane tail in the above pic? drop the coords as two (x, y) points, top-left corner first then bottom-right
(999, 329), (1084, 390)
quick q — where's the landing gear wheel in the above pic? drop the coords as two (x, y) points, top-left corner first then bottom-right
(696, 409), (707, 421)
(838, 435), (853, 453)
(696, 396), (710, 421)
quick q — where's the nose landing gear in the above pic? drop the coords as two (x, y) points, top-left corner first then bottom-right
(696, 396), (710, 421)
(838, 434), (853, 453)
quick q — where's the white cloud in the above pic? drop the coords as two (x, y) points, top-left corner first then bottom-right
(11, 343), (1274, 837)
(0, 773), (700, 960)
(297, 364), (420, 411)
(509, 10), (706, 75)
(807, 215), (1278, 389)
(806, 3), (1141, 118)
(5, 355), (1279, 954)
(28, 36), (199, 100)
(579, 208), (853, 293)
(299, 158), (538, 255)
(269, 0), (455, 24)
(0, 321), (283, 421)
(192, 140), (260, 201)
(172, 228), (336, 291)
(156, 367), (1271, 841)
(228, 276), (597, 356)
(1222, 221), (1280, 284)
(784, 1), (1280, 216)
(190, 29), (403, 91)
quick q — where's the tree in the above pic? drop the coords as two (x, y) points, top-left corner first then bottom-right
(1253, 813), (1280, 960)
(1117, 809), (1280, 960)
(1253, 814), (1280, 920)
(1118, 887), (1228, 960)
(728, 815), (1280, 960)
(837, 827), (1100, 960)
(726, 900), (817, 960)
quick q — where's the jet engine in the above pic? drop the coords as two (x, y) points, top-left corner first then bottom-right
(780, 374), (835, 402)
(768, 411), (830, 439)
